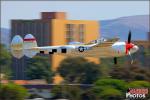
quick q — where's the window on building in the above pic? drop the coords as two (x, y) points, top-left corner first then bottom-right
(79, 24), (85, 42)
(66, 24), (75, 43)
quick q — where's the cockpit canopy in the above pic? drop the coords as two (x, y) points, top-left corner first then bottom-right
(68, 41), (84, 45)
(89, 38), (107, 44)
(88, 37), (119, 44)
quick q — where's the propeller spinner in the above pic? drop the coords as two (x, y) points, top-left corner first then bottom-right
(125, 30), (139, 64)
(125, 31), (135, 55)
(114, 30), (139, 65)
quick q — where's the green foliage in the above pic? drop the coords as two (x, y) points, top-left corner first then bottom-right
(0, 83), (28, 100)
(91, 78), (126, 99)
(99, 57), (127, 78)
(99, 58), (113, 78)
(26, 56), (53, 83)
(94, 78), (126, 91)
(51, 85), (83, 100)
(51, 79), (150, 100)
(110, 66), (150, 82)
(126, 81), (150, 88)
(0, 44), (12, 79)
(57, 57), (101, 84)
(99, 88), (122, 100)
(90, 78), (150, 100)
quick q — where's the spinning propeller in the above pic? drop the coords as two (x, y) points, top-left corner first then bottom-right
(114, 30), (138, 65)
(125, 31), (134, 55)
(126, 30), (134, 64)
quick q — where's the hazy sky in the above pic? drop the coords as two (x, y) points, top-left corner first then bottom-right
(1, 1), (149, 28)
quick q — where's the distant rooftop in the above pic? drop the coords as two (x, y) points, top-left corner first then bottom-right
(1, 79), (47, 85)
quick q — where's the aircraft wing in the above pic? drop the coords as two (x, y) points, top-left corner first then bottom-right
(89, 37), (119, 48)
(91, 37), (119, 48)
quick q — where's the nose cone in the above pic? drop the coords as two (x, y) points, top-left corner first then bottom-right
(134, 45), (139, 51)
(132, 45), (139, 53)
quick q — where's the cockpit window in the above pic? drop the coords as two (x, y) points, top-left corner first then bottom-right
(68, 41), (83, 45)
(89, 37), (107, 44)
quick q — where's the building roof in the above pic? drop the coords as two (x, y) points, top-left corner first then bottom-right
(1, 79), (47, 85)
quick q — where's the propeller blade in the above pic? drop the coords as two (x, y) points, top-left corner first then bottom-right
(128, 30), (131, 43)
(128, 51), (133, 64)
(125, 49), (128, 55)
(114, 57), (117, 65)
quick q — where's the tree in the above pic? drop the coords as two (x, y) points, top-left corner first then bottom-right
(91, 78), (126, 100)
(88, 78), (150, 100)
(126, 81), (150, 88)
(26, 56), (53, 83)
(110, 65), (150, 82)
(0, 83), (28, 100)
(51, 85), (83, 100)
(99, 56), (127, 78)
(0, 44), (12, 79)
(57, 57), (101, 84)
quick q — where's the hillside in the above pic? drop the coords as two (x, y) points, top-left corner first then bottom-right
(100, 15), (149, 40)
(0, 28), (10, 47)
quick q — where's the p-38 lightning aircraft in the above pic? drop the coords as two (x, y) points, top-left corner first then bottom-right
(11, 31), (139, 64)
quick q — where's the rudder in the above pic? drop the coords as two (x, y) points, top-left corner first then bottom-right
(11, 35), (24, 59)
(23, 34), (38, 58)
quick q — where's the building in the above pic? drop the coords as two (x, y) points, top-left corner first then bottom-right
(11, 17), (51, 80)
(11, 12), (100, 83)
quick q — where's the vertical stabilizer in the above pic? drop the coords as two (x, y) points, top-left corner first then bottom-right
(23, 34), (38, 58)
(11, 35), (24, 59)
